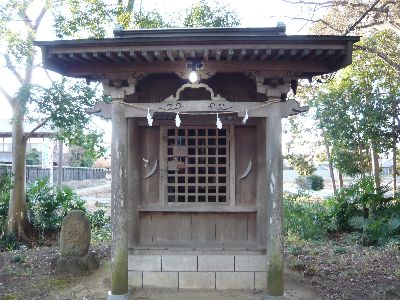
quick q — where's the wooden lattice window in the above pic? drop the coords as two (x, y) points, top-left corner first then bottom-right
(165, 127), (229, 204)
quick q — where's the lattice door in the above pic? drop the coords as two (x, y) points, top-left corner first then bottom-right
(164, 127), (230, 204)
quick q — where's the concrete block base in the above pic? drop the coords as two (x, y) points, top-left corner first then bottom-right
(107, 291), (129, 300)
(128, 253), (268, 290)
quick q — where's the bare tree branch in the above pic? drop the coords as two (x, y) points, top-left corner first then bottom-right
(4, 54), (24, 85)
(289, 16), (342, 32)
(344, 0), (381, 35)
(33, 6), (47, 31)
(25, 117), (51, 140)
(0, 85), (13, 104)
(43, 68), (55, 83)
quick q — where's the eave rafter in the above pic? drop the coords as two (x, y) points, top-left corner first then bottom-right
(36, 27), (359, 83)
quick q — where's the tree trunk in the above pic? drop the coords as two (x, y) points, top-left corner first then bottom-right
(323, 135), (337, 195)
(392, 96), (397, 198)
(57, 139), (63, 186)
(370, 144), (380, 189)
(338, 171), (344, 189)
(8, 111), (30, 238)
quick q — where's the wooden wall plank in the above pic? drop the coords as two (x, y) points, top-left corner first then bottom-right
(139, 126), (160, 205)
(247, 212), (257, 242)
(235, 126), (257, 205)
(216, 213), (247, 241)
(191, 213), (216, 242)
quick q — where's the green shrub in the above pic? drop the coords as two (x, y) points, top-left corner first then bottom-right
(26, 178), (87, 233)
(307, 174), (324, 191)
(326, 176), (400, 246)
(284, 192), (334, 241)
(26, 148), (41, 165)
(296, 175), (324, 191)
(350, 215), (400, 246)
(89, 209), (111, 243)
(0, 233), (26, 251)
(89, 209), (110, 229)
(0, 166), (12, 239)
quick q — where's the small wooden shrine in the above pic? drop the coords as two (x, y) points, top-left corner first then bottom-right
(36, 25), (358, 299)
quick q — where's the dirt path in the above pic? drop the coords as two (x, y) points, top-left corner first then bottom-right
(48, 264), (320, 300)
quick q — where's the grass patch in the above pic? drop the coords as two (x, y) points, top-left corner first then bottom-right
(0, 295), (17, 300)
(39, 278), (73, 290)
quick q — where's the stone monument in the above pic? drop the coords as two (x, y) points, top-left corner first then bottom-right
(55, 210), (99, 274)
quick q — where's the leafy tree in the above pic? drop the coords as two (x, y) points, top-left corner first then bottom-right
(286, 154), (316, 176)
(311, 30), (400, 188)
(26, 148), (41, 165)
(67, 145), (95, 168)
(183, 0), (240, 27)
(1, 0), (242, 238)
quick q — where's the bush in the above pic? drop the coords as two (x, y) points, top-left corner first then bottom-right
(307, 174), (324, 191)
(326, 176), (400, 246)
(284, 192), (335, 241)
(0, 233), (26, 251)
(26, 148), (41, 165)
(89, 209), (111, 244)
(26, 178), (87, 233)
(0, 166), (12, 238)
(296, 174), (324, 191)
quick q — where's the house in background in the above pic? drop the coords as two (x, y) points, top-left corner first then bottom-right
(0, 119), (54, 164)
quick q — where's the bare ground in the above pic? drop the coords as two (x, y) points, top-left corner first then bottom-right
(0, 235), (399, 300)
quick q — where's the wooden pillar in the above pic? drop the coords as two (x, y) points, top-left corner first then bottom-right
(127, 118), (140, 247)
(108, 100), (129, 299)
(264, 104), (284, 299)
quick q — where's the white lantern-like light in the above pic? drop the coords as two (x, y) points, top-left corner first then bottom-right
(189, 71), (198, 83)
(175, 112), (181, 127)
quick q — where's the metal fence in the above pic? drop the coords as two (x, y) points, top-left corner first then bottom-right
(0, 164), (106, 182)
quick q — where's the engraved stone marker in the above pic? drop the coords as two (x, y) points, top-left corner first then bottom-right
(55, 210), (99, 274)
(60, 210), (90, 257)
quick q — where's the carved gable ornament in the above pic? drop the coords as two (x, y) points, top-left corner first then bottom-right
(163, 83), (227, 102)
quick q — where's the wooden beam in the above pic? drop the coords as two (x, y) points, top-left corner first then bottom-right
(227, 49), (234, 61)
(129, 51), (140, 62)
(317, 49), (335, 60)
(274, 49), (285, 60)
(106, 51), (120, 62)
(216, 49), (221, 61)
(238, 49), (247, 61)
(154, 50), (164, 61)
(69, 53), (86, 63)
(141, 50), (153, 62)
(308, 49), (323, 60)
(296, 48), (310, 60)
(259, 49), (272, 60)
(203, 49), (209, 61)
(288, 49), (297, 59)
(80, 52), (94, 62)
(178, 50), (186, 61)
(124, 99), (307, 118)
(60, 59), (328, 78)
(57, 53), (73, 62)
(250, 49), (259, 60)
(166, 50), (175, 62)
(117, 51), (128, 62)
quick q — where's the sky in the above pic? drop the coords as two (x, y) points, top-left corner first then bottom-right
(0, 0), (317, 144)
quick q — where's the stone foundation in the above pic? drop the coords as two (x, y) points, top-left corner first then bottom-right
(128, 253), (267, 290)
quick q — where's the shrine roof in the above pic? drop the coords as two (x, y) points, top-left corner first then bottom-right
(35, 26), (360, 81)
